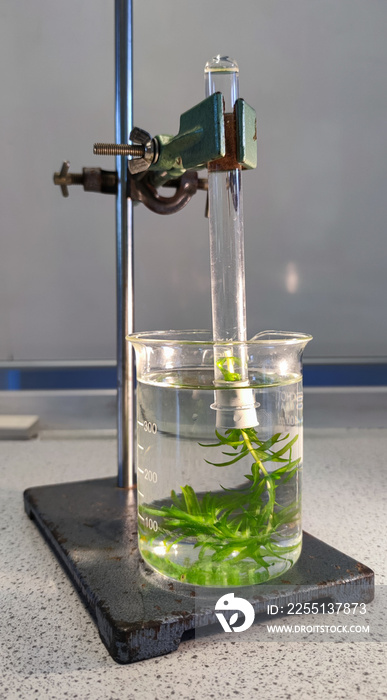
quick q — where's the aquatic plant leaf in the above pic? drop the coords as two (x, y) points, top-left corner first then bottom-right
(181, 484), (202, 515)
(204, 453), (248, 467)
(272, 433), (298, 457)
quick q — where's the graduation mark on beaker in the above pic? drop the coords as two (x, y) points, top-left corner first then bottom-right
(144, 469), (158, 483)
(144, 421), (158, 434)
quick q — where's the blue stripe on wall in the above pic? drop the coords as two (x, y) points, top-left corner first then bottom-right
(0, 364), (387, 390)
(0, 367), (118, 391)
(303, 364), (387, 387)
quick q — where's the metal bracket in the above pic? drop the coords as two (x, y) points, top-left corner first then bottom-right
(54, 93), (256, 215)
(53, 161), (118, 197)
(92, 93), (257, 181)
(129, 171), (199, 215)
(53, 161), (207, 215)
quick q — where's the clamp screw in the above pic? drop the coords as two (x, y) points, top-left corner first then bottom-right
(93, 127), (157, 174)
(93, 144), (145, 157)
(53, 161), (83, 197)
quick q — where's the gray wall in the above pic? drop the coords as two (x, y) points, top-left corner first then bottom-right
(1, 0), (386, 361)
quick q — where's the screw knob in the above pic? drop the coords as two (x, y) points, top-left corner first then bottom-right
(53, 161), (83, 197)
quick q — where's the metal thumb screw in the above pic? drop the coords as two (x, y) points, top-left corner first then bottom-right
(93, 143), (145, 157)
(53, 161), (83, 198)
(94, 129), (156, 174)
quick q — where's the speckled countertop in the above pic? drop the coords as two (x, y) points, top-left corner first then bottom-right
(1, 429), (386, 700)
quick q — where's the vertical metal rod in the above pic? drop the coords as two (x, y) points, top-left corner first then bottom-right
(115, 0), (134, 488)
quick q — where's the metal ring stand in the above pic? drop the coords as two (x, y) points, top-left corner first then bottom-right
(23, 0), (374, 664)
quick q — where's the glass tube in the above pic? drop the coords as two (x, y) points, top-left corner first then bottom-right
(205, 56), (257, 428)
(205, 57), (246, 349)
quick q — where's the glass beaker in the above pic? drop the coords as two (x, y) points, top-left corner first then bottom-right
(128, 330), (312, 587)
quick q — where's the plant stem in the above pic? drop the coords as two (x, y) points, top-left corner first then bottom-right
(240, 429), (268, 477)
(240, 429), (275, 532)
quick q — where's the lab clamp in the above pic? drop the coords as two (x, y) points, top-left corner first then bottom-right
(24, 1), (374, 665)
(53, 86), (258, 490)
(54, 93), (257, 213)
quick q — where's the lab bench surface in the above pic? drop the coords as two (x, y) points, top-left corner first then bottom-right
(1, 429), (386, 700)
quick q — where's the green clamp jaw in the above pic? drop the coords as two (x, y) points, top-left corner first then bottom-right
(90, 92), (257, 214)
(149, 92), (257, 188)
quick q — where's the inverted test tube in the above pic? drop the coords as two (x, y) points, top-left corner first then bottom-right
(205, 56), (257, 429)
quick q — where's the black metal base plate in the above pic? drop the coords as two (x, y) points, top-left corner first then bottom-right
(24, 478), (374, 664)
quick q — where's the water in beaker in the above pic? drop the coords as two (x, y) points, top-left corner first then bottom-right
(129, 330), (311, 587)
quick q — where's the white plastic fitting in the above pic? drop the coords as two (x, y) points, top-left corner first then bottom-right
(212, 383), (259, 429)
